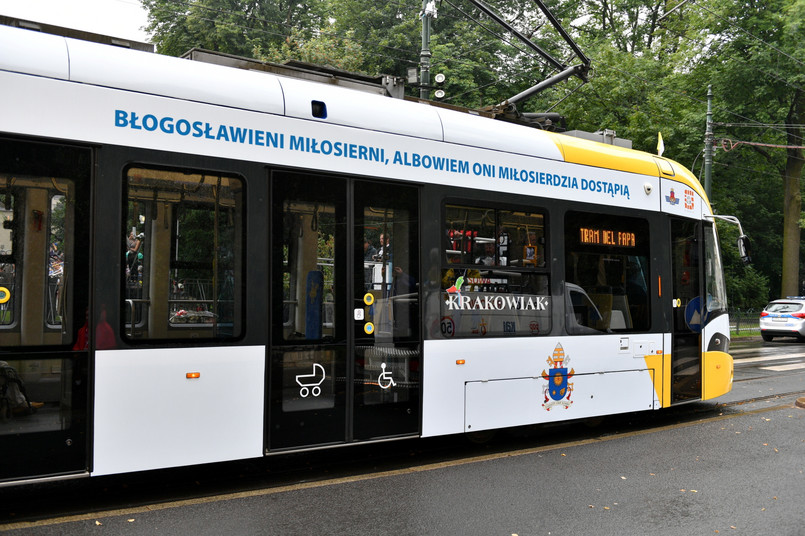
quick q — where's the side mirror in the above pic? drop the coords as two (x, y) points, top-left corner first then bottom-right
(737, 235), (752, 265)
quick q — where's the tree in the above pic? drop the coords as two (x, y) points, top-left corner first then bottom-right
(685, 0), (805, 297)
(253, 26), (366, 72)
(142, 0), (328, 57)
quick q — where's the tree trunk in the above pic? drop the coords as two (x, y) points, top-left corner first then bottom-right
(780, 94), (804, 297)
(781, 164), (802, 296)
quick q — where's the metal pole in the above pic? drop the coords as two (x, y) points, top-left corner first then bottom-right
(704, 85), (713, 198)
(420, 0), (433, 100)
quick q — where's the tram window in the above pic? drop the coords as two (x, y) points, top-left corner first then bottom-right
(444, 205), (546, 268)
(0, 172), (79, 345)
(46, 194), (66, 328)
(276, 183), (342, 343)
(439, 204), (550, 337)
(704, 223), (727, 316)
(0, 191), (67, 330)
(0, 193), (15, 328)
(123, 167), (244, 340)
(564, 211), (651, 334)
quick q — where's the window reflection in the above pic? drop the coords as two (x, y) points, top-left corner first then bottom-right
(123, 167), (244, 340)
(439, 204), (551, 338)
(565, 212), (651, 334)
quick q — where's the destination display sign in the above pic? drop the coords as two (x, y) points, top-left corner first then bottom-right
(578, 227), (637, 248)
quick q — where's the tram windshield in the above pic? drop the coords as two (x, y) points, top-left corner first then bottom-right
(704, 222), (728, 317)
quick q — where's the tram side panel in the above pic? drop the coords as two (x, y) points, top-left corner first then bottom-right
(420, 183), (668, 437)
(89, 142), (269, 476)
(93, 347), (264, 476)
(422, 336), (662, 436)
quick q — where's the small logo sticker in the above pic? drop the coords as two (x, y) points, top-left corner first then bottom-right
(445, 275), (465, 295)
(541, 343), (575, 410)
(665, 188), (679, 205)
(684, 189), (695, 211)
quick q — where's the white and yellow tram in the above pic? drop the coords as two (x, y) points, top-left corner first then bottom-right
(0, 24), (735, 485)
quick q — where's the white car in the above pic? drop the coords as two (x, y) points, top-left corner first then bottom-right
(759, 297), (805, 342)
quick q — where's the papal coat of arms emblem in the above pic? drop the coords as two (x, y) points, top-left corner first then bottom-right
(541, 343), (575, 410)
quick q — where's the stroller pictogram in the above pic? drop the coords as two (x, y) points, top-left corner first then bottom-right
(378, 362), (396, 389)
(295, 363), (326, 397)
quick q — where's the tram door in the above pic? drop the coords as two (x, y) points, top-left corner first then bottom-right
(670, 218), (702, 402)
(269, 173), (421, 450)
(0, 139), (91, 481)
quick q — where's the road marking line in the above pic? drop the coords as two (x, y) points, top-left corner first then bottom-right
(735, 353), (805, 364)
(760, 363), (805, 372)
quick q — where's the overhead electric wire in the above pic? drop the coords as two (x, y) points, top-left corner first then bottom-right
(146, 0), (577, 101)
(441, 0), (552, 69)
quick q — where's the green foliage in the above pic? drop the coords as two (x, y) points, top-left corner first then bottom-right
(253, 26), (366, 72)
(143, 0), (328, 57)
(718, 222), (772, 307)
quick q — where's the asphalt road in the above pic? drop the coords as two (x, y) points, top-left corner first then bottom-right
(1, 339), (803, 535)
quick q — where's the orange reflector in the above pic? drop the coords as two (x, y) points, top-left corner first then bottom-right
(186, 372), (201, 379)
(456, 359), (466, 365)
(658, 276), (662, 297)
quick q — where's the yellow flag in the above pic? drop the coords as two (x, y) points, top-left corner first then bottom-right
(657, 132), (665, 156)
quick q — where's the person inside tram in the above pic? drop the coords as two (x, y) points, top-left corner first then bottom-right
(363, 238), (377, 261)
(126, 229), (144, 283)
(73, 305), (117, 351)
(474, 242), (496, 266)
(390, 265), (416, 337)
(373, 233), (391, 262)
(0, 361), (44, 419)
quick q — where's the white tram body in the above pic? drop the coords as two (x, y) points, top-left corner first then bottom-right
(0, 25), (732, 483)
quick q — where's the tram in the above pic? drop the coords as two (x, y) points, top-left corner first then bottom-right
(0, 24), (742, 485)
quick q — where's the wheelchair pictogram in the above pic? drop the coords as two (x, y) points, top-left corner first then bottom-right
(378, 362), (396, 389)
(295, 363), (325, 397)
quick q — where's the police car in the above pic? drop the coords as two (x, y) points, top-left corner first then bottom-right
(759, 297), (805, 342)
